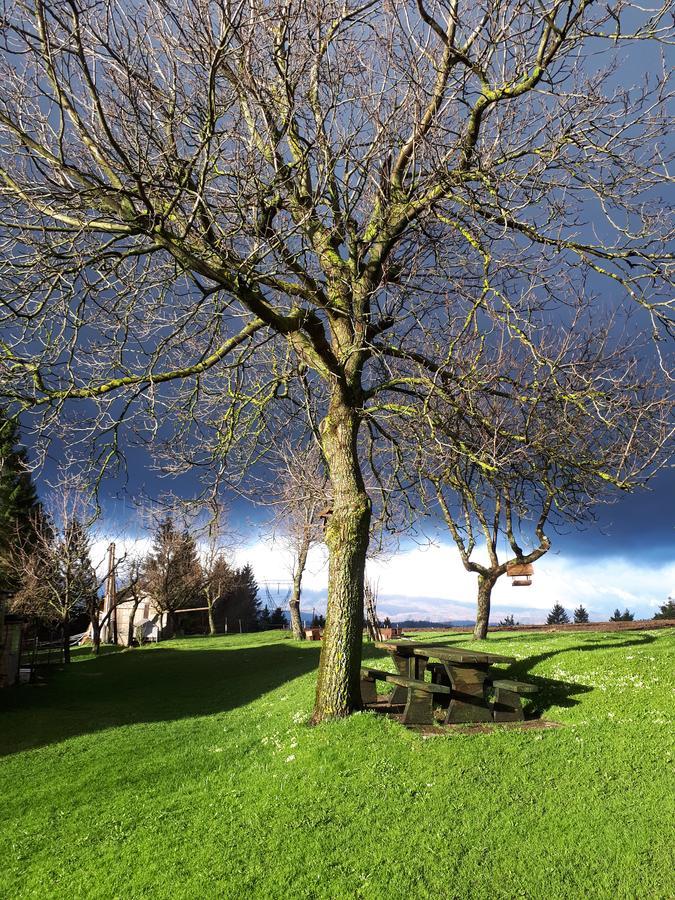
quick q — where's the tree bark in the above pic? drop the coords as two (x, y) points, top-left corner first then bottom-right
(289, 538), (309, 640)
(91, 617), (101, 655)
(62, 615), (71, 664)
(473, 574), (497, 640)
(207, 598), (217, 636)
(127, 596), (140, 646)
(312, 394), (371, 723)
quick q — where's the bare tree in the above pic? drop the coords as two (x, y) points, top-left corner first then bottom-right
(266, 441), (329, 639)
(118, 554), (143, 647)
(0, 2), (672, 719)
(418, 328), (672, 639)
(9, 478), (104, 661)
(201, 502), (238, 636)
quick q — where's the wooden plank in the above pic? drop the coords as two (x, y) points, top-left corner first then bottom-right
(491, 679), (538, 694)
(411, 646), (516, 664)
(360, 668), (450, 693)
(374, 640), (515, 663)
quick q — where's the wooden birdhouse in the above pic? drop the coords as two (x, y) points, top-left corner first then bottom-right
(506, 561), (533, 587)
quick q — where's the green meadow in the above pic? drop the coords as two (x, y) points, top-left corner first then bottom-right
(1, 629), (673, 899)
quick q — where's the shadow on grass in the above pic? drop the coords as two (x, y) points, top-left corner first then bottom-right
(0, 638), (322, 757)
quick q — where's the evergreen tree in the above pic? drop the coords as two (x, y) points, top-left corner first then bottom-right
(498, 614), (519, 627)
(203, 553), (237, 635)
(653, 598), (675, 620)
(0, 411), (40, 600)
(235, 563), (262, 629)
(546, 603), (570, 625)
(143, 518), (203, 636)
(610, 608), (634, 622)
(311, 613), (326, 628)
(269, 606), (287, 627)
(573, 605), (589, 624)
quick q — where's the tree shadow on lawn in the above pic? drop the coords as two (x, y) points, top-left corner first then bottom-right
(0, 639), (322, 757)
(499, 632), (658, 719)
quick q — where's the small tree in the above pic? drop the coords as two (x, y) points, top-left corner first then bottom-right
(269, 607), (287, 628)
(68, 519), (101, 653)
(10, 509), (97, 663)
(653, 598), (675, 621)
(547, 604), (570, 626)
(573, 606), (590, 625)
(610, 609), (634, 622)
(118, 555), (143, 647)
(224, 564), (262, 632)
(199, 501), (238, 636)
(498, 614), (519, 627)
(143, 518), (203, 637)
(267, 442), (328, 640)
(202, 554), (237, 636)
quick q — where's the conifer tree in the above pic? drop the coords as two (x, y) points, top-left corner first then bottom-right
(235, 564), (262, 630)
(573, 606), (590, 624)
(0, 411), (40, 600)
(143, 518), (203, 636)
(653, 598), (675, 620)
(609, 608), (634, 622)
(269, 607), (287, 628)
(546, 604), (570, 625)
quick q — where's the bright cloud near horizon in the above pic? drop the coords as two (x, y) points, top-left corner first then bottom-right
(93, 533), (673, 624)
(232, 538), (674, 624)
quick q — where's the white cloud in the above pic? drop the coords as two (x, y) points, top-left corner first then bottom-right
(96, 532), (674, 624)
(233, 537), (675, 623)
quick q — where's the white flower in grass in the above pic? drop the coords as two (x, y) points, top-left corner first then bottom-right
(285, 754), (296, 763)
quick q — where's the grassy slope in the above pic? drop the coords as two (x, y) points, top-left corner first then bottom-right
(1, 629), (673, 900)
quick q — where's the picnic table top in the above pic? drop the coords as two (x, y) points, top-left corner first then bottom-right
(374, 640), (515, 665)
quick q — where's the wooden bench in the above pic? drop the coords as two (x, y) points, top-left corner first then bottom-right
(360, 667), (451, 725)
(491, 678), (538, 722)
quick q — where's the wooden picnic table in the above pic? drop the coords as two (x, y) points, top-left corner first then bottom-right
(374, 640), (517, 724)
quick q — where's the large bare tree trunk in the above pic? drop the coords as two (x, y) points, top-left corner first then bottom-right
(289, 538), (309, 640)
(312, 395), (371, 723)
(473, 574), (497, 641)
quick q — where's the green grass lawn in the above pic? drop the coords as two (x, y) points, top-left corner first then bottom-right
(1, 628), (674, 899)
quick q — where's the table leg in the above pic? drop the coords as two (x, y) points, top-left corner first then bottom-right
(388, 652), (424, 706)
(388, 652), (411, 705)
(402, 686), (434, 725)
(444, 662), (492, 724)
(492, 686), (524, 722)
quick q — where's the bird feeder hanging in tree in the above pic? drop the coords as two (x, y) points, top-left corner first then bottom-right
(506, 561), (533, 587)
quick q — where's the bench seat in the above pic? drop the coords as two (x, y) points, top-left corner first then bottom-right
(491, 678), (539, 722)
(360, 667), (450, 725)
